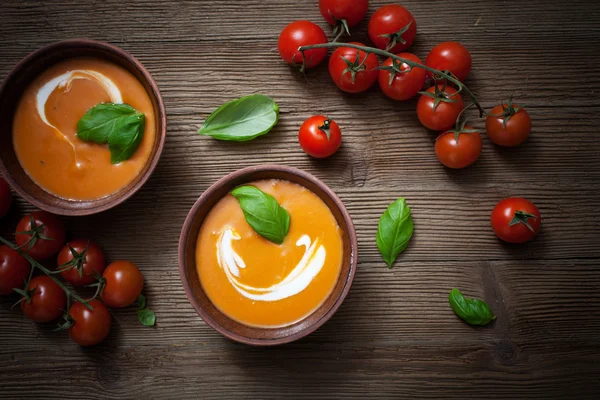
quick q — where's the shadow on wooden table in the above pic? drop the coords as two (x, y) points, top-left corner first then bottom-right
(225, 289), (362, 390)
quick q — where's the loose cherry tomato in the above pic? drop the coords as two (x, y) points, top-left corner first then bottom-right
(15, 211), (66, 260)
(378, 53), (426, 101)
(278, 20), (328, 69)
(425, 41), (472, 82)
(101, 260), (144, 308)
(57, 239), (106, 286)
(368, 5), (417, 53)
(21, 275), (66, 322)
(298, 116), (342, 158)
(329, 42), (379, 93)
(435, 127), (482, 169)
(0, 245), (31, 295)
(319, 0), (369, 36)
(491, 198), (541, 243)
(416, 85), (464, 131)
(68, 299), (111, 346)
(0, 177), (12, 218)
(486, 100), (531, 147)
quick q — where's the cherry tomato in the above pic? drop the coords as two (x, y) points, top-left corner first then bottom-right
(368, 5), (417, 53)
(416, 85), (464, 131)
(329, 42), (378, 93)
(101, 260), (144, 308)
(486, 102), (531, 147)
(378, 53), (426, 101)
(0, 245), (31, 295)
(298, 116), (342, 158)
(68, 299), (111, 346)
(319, 0), (369, 32)
(425, 41), (472, 82)
(491, 198), (541, 244)
(435, 127), (482, 169)
(21, 275), (66, 322)
(15, 211), (66, 260)
(278, 20), (328, 69)
(57, 239), (106, 286)
(0, 177), (12, 218)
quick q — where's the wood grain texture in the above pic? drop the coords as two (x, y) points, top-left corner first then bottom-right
(1, 0), (600, 398)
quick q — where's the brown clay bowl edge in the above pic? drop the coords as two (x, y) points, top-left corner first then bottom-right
(0, 39), (166, 216)
(178, 165), (358, 346)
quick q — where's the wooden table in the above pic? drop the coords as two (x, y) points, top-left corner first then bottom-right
(1, 0), (599, 398)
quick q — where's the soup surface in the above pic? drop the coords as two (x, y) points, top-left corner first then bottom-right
(196, 179), (344, 328)
(13, 57), (156, 200)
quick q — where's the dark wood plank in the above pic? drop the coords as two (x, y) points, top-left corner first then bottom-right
(1, 0), (599, 398)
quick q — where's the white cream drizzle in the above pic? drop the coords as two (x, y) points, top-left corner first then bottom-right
(34, 70), (122, 167)
(216, 227), (326, 302)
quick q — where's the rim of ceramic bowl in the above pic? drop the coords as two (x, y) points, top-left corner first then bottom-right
(0, 39), (166, 215)
(178, 165), (358, 346)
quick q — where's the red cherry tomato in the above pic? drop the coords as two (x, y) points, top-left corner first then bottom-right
(0, 177), (12, 218)
(425, 41), (472, 82)
(278, 20), (328, 69)
(435, 127), (482, 169)
(328, 42), (379, 93)
(416, 85), (464, 131)
(15, 211), (66, 260)
(21, 275), (66, 322)
(378, 53), (426, 101)
(68, 299), (111, 346)
(486, 102), (531, 147)
(368, 5), (417, 53)
(319, 0), (369, 31)
(491, 198), (541, 243)
(298, 116), (342, 158)
(101, 260), (144, 308)
(0, 245), (31, 295)
(57, 239), (106, 286)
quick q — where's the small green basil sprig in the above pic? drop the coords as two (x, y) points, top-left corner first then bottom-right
(448, 288), (496, 326)
(198, 94), (279, 141)
(376, 198), (414, 267)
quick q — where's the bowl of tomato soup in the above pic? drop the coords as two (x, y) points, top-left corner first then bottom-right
(179, 165), (358, 345)
(0, 39), (166, 215)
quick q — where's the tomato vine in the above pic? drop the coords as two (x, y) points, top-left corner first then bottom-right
(0, 236), (101, 310)
(299, 41), (486, 118)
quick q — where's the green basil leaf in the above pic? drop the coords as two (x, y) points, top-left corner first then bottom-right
(231, 185), (290, 244)
(137, 308), (156, 327)
(137, 294), (146, 310)
(76, 103), (145, 164)
(376, 198), (414, 267)
(198, 94), (279, 141)
(448, 288), (496, 326)
(108, 113), (145, 164)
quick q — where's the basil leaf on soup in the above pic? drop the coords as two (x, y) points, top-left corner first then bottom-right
(448, 288), (496, 326)
(198, 94), (279, 141)
(77, 103), (145, 164)
(376, 198), (414, 268)
(108, 113), (145, 164)
(231, 185), (290, 244)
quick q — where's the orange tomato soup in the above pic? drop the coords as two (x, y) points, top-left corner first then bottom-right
(12, 58), (155, 200)
(196, 179), (343, 328)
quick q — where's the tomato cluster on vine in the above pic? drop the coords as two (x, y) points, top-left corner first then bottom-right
(278, 1), (532, 168)
(0, 205), (154, 346)
(276, 1), (540, 243)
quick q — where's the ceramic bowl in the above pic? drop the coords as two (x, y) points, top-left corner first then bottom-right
(0, 39), (166, 215)
(178, 165), (358, 345)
